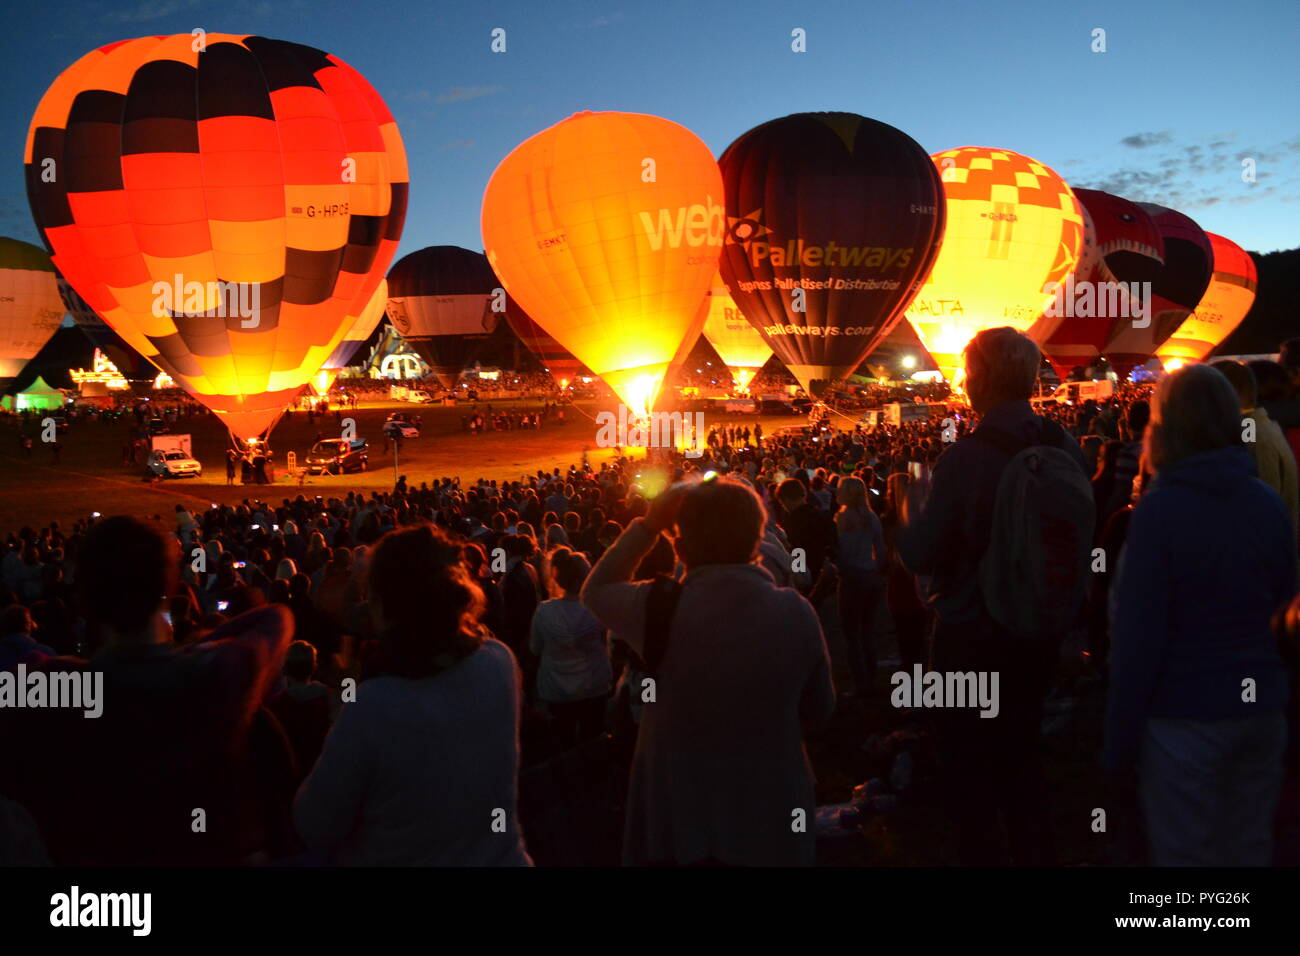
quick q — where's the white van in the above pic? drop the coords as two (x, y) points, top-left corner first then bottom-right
(1039, 379), (1116, 405)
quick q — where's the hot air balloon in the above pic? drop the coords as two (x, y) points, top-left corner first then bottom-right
(702, 275), (772, 392)
(905, 147), (1085, 386)
(1039, 189), (1164, 378)
(863, 318), (936, 380)
(316, 278), (388, 394)
(57, 275), (158, 391)
(1102, 204), (1212, 378)
(0, 238), (65, 394)
(1155, 233), (1256, 370)
(718, 112), (944, 396)
(503, 295), (583, 387)
(481, 110), (723, 416)
(386, 247), (502, 391)
(25, 34), (408, 441)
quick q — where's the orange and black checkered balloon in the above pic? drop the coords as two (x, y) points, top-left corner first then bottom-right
(25, 34), (408, 439)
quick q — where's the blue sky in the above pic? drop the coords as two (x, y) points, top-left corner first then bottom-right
(4, 0), (1297, 259)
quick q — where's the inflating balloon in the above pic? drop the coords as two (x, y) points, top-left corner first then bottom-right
(57, 275), (157, 390)
(503, 295), (582, 387)
(0, 238), (65, 394)
(482, 110), (723, 416)
(1103, 203), (1212, 378)
(905, 147), (1085, 385)
(719, 112), (944, 395)
(26, 34), (408, 440)
(1156, 233), (1257, 369)
(1040, 189), (1164, 378)
(316, 278), (388, 394)
(702, 275), (772, 392)
(386, 247), (501, 390)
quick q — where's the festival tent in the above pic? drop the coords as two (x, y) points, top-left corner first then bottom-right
(6, 375), (64, 411)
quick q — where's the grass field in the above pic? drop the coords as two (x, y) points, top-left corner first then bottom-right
(0, 397), (806, 530)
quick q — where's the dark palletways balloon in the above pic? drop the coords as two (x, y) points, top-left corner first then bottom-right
(1103, 203), (1212, 377)
(718, 112), (945, 394)
(1041, 189), (1164, 377)
(386, 246), (502, 390)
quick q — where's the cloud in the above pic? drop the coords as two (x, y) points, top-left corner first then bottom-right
(1119, 131), (1173, 148)
(104, 0), (202, 23)
(435, 86), (504, 104)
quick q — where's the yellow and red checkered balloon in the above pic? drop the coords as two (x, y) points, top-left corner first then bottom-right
(25, 34), (408, 440)
(905, 147), (1085, 385)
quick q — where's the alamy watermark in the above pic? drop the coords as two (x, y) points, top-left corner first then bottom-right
(595, 404), (705, 458)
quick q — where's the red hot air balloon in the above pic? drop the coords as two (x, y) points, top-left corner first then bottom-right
(386, 246), (502, 390)
(1040, 189), (1164, 378)
(57, 275), (158, 390)
(504, 298), (583, 387)
(26, 34), (408, 441)
(1157, 233), (1258, 368)
(718, 112), (945, 395)
(1103, 203), (1212, 378)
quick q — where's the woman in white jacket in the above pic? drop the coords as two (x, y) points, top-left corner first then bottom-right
(530, 547), (611, 749)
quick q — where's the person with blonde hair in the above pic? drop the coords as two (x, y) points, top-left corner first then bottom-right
(834, 476), (887, 696)
(583, 475), (834, 866)
(530, 547), (611, 748)
(1107, 363), (1296, 866)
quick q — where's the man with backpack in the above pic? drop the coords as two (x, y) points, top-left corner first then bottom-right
(899, 327), (1093, 865)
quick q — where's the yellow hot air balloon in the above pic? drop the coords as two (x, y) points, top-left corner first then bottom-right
(905, 147), (1085, 386)
(481, 111), (723, 416)
(0, 238), (65, 393)
(1156, 233), (1257, 369)
(702, 275), (772, 392)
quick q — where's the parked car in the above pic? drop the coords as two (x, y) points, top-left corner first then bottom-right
(1034, 378), (1117, 405)
(146, 449), (202, 479)
(305, 438), (368, 475)
(383, 416), (420, 439)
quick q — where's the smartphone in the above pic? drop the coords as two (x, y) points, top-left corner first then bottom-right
(251, 524), (260, 530)
(909, 462), (922, 480)
(161, 611), (172, 625)
(233, 561), (246, 569)
(216, 601), (229, 612)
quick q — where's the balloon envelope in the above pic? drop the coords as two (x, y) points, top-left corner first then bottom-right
(702, 275), (772, 390)
(1156, 233), (1257, 368)
(503, 295), (582, 386)
(1103, 203), (1212, 377)
(905, 147), (1085, 385)
(481, 110), (723, 416)
(386, 246), (501, 390)
(26, 34), (408, 439)
(718, 112), (945, 395)
(1040, 189), (1164, 377)
(57, 274), (157, 387)
(0, 238), (65, 390)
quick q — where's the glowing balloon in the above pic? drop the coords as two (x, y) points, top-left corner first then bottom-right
(1156, 233), (1257, 368)
(25, 34), (408, 440)
(1103, 203), (1212, 377)
(386, 247), (501, 390)
(317, 277), (388, 393)
(718, 112), (944, 395)
(905, 147), (1085, 385)
(1039, 189), (1164, 378)
(0, 238), (65, 393)
(57, 275), (156, 389)
(702, 275), (772, 391)
(503, 294), (582, 387)
(481, 110), (723, 415)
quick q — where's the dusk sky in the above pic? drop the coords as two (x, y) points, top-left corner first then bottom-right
(4, 0), (1296, 260)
